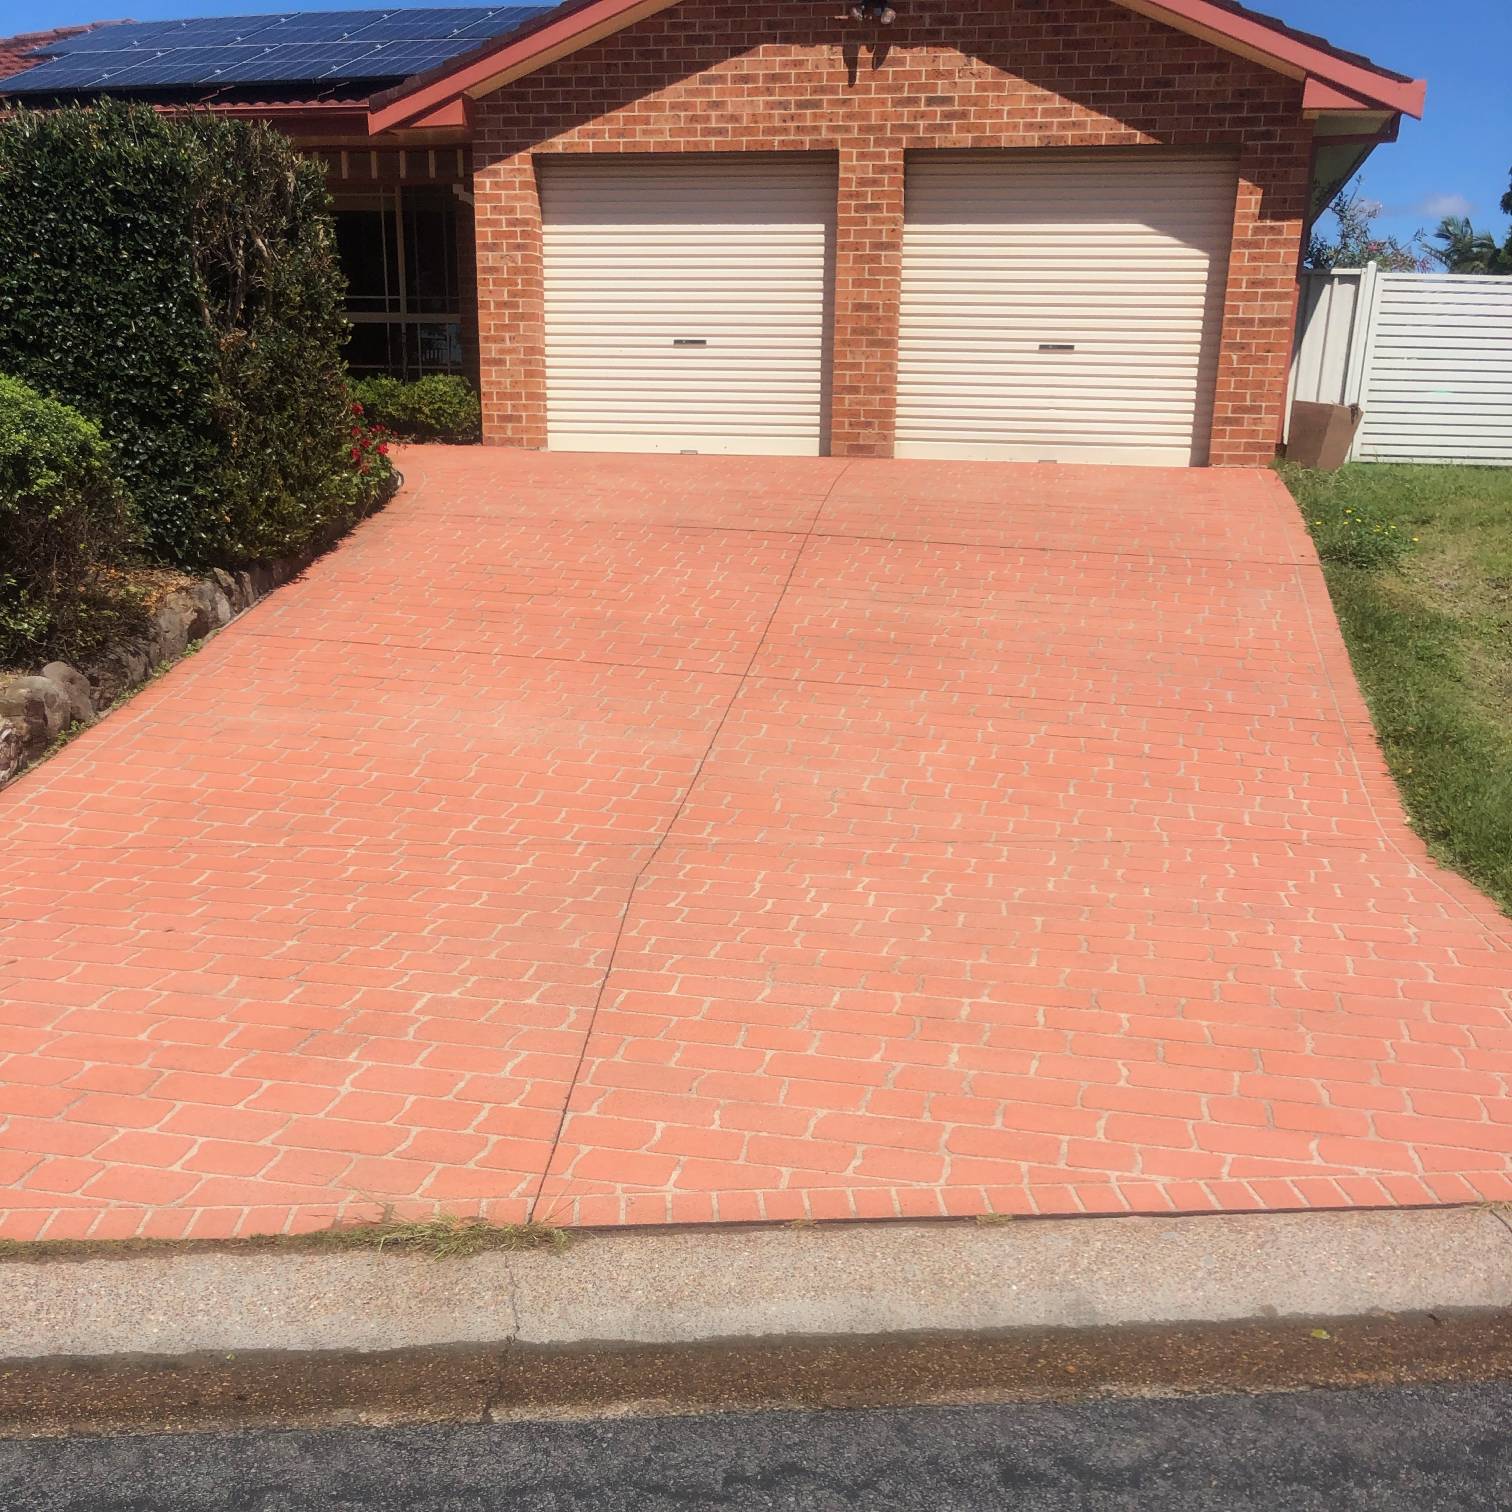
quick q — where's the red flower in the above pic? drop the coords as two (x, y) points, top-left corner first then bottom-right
(351, 401), (364, 416)
(349, 446), (361, 460)
(377, 442), (389, 456)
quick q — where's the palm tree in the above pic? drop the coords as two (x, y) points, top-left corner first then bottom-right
(1431, 215), (1501, 274)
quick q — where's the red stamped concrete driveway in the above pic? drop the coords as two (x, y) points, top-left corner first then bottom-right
(3, 450), (1511, 1240)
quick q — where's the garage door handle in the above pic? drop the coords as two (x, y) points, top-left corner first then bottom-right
(1039, 342), (1075, 352)
(673, 338), (708, 346)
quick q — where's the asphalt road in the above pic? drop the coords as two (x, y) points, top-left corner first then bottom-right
(5, 1381), (1511, 1511)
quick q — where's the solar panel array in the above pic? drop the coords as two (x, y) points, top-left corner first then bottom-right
(2, 7), (555, 93)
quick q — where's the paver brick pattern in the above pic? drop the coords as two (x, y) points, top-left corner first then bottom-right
(2, 450), (1510, 1238)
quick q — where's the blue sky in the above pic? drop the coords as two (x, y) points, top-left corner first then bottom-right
(1283, 0), (1511, 246)
(5, 0), (1508, 245)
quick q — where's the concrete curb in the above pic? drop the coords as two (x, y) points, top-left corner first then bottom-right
(5, 1207), (1512, 1362)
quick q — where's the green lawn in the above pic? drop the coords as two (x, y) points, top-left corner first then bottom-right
(1279, 461), (1512, 916)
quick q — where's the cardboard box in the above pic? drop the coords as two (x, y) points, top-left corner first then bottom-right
(1287, 401), (1362, 471)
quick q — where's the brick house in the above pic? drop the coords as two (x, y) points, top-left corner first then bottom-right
(2, 1), (1422, 465)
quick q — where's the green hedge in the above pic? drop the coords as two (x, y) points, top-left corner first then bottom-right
(0, 102), (360, 568)
(351, 375), (481, 443)
(0, 105), (214, 564)
(190, 110), (362, 563)
(0, 373), (140, 667)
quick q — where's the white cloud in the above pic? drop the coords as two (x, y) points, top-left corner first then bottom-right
(1404, 192), (1474, 219)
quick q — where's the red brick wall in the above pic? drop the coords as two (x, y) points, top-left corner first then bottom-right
(472, 0), (1312, 463)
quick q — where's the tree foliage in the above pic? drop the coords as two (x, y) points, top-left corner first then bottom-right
(1306, 184), (1432, 273)
(1430, 214), (1511, 275)
(0, 102), (361, 567)
(1426, 165), (1512, 275)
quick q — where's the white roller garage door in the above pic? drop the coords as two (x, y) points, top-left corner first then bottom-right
(540, 155), (835, 455)
(896, 153), (1238, 465)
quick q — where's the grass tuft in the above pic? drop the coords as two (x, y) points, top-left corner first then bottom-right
(312, 1215), (571, 1259)
(1282, 463), (1411, 570)
(0, 1216), (571, 1264)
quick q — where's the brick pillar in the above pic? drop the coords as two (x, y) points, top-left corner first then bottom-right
(473, 149), (548, 448)
(829, 140), (904, 457)
(1209, 133), (1311, 466)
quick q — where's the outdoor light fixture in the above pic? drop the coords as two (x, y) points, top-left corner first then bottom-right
(846, 1), (897, 22)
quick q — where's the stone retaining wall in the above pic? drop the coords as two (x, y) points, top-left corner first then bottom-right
(0, 560), (301, 789)
(0, 473), (402, 790)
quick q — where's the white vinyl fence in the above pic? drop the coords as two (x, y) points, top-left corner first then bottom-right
(1288, 265), (1512, 466)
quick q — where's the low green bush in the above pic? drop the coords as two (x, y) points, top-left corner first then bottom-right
(351, 375), (481, 443)
(0, 374), (141, 667)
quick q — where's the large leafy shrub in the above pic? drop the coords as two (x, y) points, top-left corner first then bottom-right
(0, 102), (359, 567)
(0, 104), (215, 562)
(351, 375), (481, 443)
(0, 374), (140, 666)
(187, 110), (360, 562)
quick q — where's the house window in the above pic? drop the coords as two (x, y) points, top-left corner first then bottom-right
(333, 186), (464, 378)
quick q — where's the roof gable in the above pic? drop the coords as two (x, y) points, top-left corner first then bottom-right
(368, 0), (1424, 132)
(1117, 0), (1422, 114)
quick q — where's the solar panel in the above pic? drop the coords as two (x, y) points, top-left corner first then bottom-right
(225, 42), (389, 79)
(448, 7), (547, 37)
(353, 42), (469, 73)
(132, 18), (292, 45)
(0, 54), (127, 89)
(2, 5), (557, 94)
(26, 28), (174, 54)
(251, 12), (397, 43)
(30, 16), (296, 53)
(72, 47), (281, 87)
(341, 10), (497, 40)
